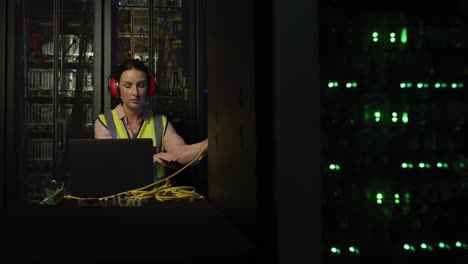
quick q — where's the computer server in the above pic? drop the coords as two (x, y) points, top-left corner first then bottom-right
(320, 0), (468, 260)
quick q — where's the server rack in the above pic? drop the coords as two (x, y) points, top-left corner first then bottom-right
(320, 0), (468, 261)
(23, 0), (98, 204)
(113, 0), (207, 193)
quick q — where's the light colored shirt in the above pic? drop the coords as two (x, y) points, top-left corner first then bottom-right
(94, 104), (208, 165)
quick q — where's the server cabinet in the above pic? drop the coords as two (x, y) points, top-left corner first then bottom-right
(4, 0), (101, 206)
(320, 0), (468, 260)
(114, 0), (205, 143)
(113, 0), (207, 193)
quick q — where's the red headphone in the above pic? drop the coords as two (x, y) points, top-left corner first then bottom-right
(108, 75), (157, 98)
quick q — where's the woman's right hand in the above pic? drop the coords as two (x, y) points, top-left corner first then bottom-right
(153, 152), (178, 169)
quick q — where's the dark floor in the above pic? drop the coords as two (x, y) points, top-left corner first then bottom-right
(1, 200), (260, 263)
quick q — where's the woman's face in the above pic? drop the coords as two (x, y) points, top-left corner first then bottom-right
(119, 68), (148, 113)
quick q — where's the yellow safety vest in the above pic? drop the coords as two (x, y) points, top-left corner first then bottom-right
(97, 109), (168, 181)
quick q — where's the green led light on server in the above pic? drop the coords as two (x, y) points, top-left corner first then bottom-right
(416, 83), (429, 89)
(421, 243), (434, 251)
(374, 192), (403, 204)
(403, 244), (416, 252)
(327, 241), (468, 255)
(455, 241), (468, 249)
(371, 30), (407, 43)
(365, 110), (409, 124)
(436, 162), (449, 168)
(330, 247), (341, 254)
(402, 112), (409, 123)
(376, 193), (383, 204)
(373, 111), (381, 122)
(451, 83), (464, 89)
(348, 246), (360, 254)
(439, 242), (451, 249)
(401, 162), (414, 169)
(327, 82), (338, 88)
(418, 162), (431, 169)
(403, 161), (450, 169)
(400, 82), (413, 88)
(402, 243), (435, 252)
(329, 164), (340, 170)
(327, 81), (358, 89)
(400, 27), (408, 44)
(400, 82), (464, 89)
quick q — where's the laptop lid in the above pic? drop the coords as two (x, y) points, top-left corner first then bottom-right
(67, 138), (154, 198)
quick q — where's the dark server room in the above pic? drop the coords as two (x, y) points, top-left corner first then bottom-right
(321, 0), (468, 263)
(6, 0), (468, 263)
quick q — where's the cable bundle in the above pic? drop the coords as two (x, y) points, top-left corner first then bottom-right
(124, 179), (205, 202)
(64, 143), (208, 204)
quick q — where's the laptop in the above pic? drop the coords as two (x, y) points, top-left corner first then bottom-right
(67, 138), (154, 198)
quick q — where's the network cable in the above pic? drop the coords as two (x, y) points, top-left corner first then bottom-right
(63, 142), (208, 204)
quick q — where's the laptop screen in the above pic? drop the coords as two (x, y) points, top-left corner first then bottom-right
(67, 138), (154, 198)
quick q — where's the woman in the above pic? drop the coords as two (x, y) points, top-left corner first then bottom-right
(94, 59), (208, 180)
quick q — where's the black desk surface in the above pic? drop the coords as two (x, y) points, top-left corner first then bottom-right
(1, 200), (258, 263)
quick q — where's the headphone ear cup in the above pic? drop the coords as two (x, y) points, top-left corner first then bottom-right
(109, 77), (120, 97)
(148, 75), (157, 97)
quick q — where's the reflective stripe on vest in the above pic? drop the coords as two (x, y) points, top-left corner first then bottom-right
(97, 110), (167, 181)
